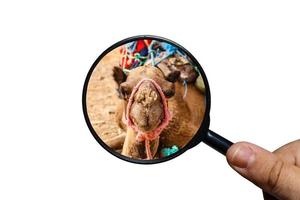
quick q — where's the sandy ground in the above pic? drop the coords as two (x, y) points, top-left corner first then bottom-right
(86, 48), (125, 142)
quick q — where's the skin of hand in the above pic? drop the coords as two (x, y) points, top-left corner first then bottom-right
(226, 140), (300, 200)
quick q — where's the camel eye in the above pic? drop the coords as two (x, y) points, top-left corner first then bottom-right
(163, 87), (175, 98)
(120, 83), (132, 99)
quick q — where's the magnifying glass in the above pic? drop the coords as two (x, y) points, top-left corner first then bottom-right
(82, 35), (233, 164)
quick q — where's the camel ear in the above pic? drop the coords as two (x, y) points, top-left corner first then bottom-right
(157, 60), (180, 82)
(113, 66), (126, 85)
(113, 66), (127, 99)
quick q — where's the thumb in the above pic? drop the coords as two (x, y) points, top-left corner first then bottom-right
(226, 142), (300, 200)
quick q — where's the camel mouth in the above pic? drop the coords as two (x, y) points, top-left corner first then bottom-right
(126, 78), (171, 135)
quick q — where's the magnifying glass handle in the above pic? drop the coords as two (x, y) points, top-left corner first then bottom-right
(203, 130), (233, 155)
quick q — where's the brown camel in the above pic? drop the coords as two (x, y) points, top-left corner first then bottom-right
(112, 59), (206, 159)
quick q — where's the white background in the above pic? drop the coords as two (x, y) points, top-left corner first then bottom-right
(1, 0), (299, 199)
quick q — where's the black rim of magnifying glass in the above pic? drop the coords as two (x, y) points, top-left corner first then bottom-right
(82, 35), (211, 164)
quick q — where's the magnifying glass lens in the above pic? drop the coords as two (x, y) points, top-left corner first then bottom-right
(83, 37), (208, 163)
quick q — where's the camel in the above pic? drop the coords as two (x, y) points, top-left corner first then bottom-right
(112, 58), (206, 159)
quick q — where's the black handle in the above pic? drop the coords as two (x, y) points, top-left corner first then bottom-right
(203, 130), (233, 155)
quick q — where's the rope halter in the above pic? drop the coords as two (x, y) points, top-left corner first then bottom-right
(125, 78), (171, 159)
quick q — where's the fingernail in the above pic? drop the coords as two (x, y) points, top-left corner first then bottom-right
(229, 145), (255, 168)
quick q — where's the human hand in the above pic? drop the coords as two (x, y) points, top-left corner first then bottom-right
(226, 140), (300, 200)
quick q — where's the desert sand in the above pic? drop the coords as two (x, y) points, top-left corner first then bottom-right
(86, 48), (125, 145)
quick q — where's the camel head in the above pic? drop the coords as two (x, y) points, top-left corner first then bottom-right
(113, 65), (175, 132)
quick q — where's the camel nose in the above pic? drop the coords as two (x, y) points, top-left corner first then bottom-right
(129, 80), (164, 132)
(135, 81), (159, 106)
